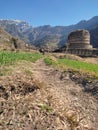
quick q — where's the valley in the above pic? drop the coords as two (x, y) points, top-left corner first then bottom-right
(0, 16), (98, 50)
(0, 16), (98, 130)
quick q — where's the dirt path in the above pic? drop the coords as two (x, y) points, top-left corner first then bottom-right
(31, 59), (98, 129)
(0, 59), (98, 130)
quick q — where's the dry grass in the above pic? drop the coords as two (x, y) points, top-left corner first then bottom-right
(0, 52), (98, 129)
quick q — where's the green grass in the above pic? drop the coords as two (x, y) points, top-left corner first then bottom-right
(44, 56), (98, 76)
(38, 103), (53, 112)
(58, 58), (98, 73)
(44, 57), (56, 65)
(0, 51), (43, 65)
(0, 51), (98, 76)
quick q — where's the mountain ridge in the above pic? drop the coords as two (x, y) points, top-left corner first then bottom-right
(0, 16), (98, 49)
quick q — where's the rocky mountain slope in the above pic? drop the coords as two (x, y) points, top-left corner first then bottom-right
(0, 27), (26, 50)
(90, 26), (98, 48)
(0, 27), (12, 50)
(0, 16), (98, 49)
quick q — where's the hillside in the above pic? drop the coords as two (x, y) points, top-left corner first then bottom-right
(0, 52), (98, 130)
(0, 27), (13, 50)
(0, 27), (26, 50)
(90, 27), (98, 48)
(0, 16), (98, 49)
(35, 35), (61, 51)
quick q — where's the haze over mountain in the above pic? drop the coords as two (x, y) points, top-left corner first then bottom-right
(0, 16), (98, 49)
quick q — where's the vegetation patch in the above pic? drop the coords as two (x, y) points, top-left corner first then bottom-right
(38, 103), (53, 112)
(58, 58), (98, 75)
(44, 56), (57, 66)
(44, 55), (98, 77)
(0, 51), (43, 65)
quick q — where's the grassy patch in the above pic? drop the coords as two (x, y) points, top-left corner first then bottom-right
(44, 56), (57, 66)
(38, 103), (53, 112)
(0, 51), (43, 65)
(58, 58), (98, 75)
(44, 56), (98, 76)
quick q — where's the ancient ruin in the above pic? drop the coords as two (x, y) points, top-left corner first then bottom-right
(66, 29), (98, 56)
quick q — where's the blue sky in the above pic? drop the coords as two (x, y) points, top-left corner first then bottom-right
(0, 0), (98, 26)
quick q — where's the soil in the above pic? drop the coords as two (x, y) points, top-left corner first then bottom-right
(0, 59), (98, 130)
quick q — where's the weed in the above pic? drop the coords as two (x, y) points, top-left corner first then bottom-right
(38, 103), (53, 112)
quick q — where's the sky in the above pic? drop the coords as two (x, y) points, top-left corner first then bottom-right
(0, 0), (98, 27)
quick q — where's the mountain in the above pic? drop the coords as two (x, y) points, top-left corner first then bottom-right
(0, 27), (13, 50)
(35, 34), (61, 51)
(0, 16), (98, 49)
(0, 27), (26, 50)
(90, 26), (98, 48)
(0, 20), (35, 43)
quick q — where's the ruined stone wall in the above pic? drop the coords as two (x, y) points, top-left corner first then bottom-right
(67, 30), (92, 49)
(68, 43), (92, 49)
(67, 49), (93, 56)
(65, 29), (96, 56)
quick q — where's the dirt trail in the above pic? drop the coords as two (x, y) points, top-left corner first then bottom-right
(0, 59), (98, 130)
(31, 59), (98, 129)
